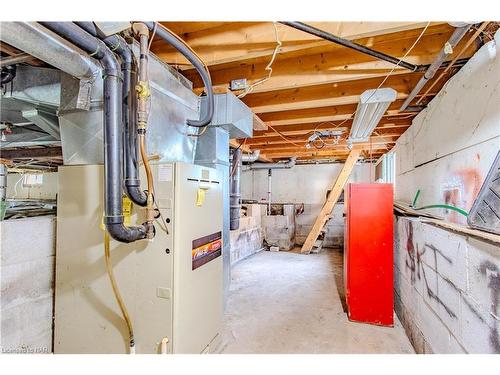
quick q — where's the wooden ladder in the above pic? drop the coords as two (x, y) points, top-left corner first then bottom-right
(301, 146), (363, 254)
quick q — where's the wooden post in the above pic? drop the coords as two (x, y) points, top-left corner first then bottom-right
(301, 146), (363, 254)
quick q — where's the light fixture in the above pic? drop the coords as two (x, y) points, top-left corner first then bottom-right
(348, 88), (397, 143)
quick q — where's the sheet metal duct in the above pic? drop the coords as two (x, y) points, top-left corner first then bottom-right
(200, 92), (253, 139)
(242, 150), (260, 163)
(0, 22), (101, 110)
(58, 42), (200, 165)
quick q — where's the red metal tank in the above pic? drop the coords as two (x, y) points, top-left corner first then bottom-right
(344, 183), (394, 326)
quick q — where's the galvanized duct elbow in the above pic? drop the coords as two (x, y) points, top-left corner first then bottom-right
(243, 157), (297, 171)
(40, 22), (147, 243)
(242, 149), (260, 163)
(400, 24), (472, 111)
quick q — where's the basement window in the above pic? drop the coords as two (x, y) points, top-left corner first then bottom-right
(23, 174), (43, 187)
(375, 152), (395, 184)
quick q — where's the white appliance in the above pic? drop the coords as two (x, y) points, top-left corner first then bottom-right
(54, 162), (223, 353)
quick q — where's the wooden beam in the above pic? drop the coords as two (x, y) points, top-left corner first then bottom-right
(245, 135), (398, 147)
(240, 72), (442, 114)
(251, 118), (412, 137)
(0, 146), (62, 159)
(182, 25), (475, 94)
(253, 114), (268, 130)
(258, 100), (407, 126)
(301, 146), (363, 254)
(152, 22), (440, 69)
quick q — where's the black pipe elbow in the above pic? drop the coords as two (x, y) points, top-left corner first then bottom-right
(1, 65), (17, 85)
(125, 183), (147, 207)
(143, 22), (214, 128)
(106, 222), (147, 243)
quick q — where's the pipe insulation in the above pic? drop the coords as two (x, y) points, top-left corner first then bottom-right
(399, 24), (471, 111)
(242, 149), (261, 163)
(74, 22), (147, 207)
(40, 22), (146, 243)
(242, 157), (297, 171)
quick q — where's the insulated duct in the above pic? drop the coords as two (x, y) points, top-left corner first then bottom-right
(243, 157), (297, 171)
(230, 148), (242, 231)
(40, 22), (146, 243)
(242, 149), (260, 163)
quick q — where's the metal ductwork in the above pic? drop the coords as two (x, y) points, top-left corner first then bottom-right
(39, 22), (147, 243)
(400, 24), (472, 111)
(0, 22), (101, 109)
(243, 157), (297, 171)
(230, 148), (242, 231)
(242, 149), (260, 163)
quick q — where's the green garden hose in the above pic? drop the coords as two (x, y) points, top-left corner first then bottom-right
(411, 189), (469, 217)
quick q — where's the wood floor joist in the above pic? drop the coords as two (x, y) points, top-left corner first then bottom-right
(150, 22), (482, 161)
(152, 22), (440, 69)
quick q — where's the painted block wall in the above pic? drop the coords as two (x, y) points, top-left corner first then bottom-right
(241, 163), (372, 247)
(6, 172), (58, 200)
(394, 216), (499, 353)
(393, 30), (500, 225)
(0, 216), (56, 353)
(393, 30), (500, 353)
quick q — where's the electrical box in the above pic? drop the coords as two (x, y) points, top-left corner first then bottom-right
(54, 162), (223, 353)
(344, 183), (394, 326)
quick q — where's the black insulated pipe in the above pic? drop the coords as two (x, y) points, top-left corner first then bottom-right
(75, 22), (147, 207)
(280, 21), (425, 72)
(40, 22), (146, 243)
(1, 65), (17, 85)
(143, 22), (214, 127)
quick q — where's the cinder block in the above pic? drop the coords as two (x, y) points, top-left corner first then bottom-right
(419, 222), (467, 292)
(466, 237), (500, 317)
(460, 293), (499, 353)
(0, 216), (56, 265)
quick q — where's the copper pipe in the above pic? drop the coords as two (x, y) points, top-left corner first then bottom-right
(416, 22), (490, 105)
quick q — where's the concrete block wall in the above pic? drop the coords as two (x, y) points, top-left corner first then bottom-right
(261, 204), (295, 251)
(241, 163), (372, 249)
(393, 30), (500, 225)
(229, 204), (264, 265)
(295, 204), (344, 248)
(1, 216), (56, 353)
(394, 215), (499, 353)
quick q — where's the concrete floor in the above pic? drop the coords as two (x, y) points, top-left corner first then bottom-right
(221, 248), (414, 354)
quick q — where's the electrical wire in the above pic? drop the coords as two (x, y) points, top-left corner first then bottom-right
(308, 21), (432, 146)
(238, 22), (282, 99)
(271, 23), (432, 154)
(415, 22), (489, 105)
(103, 231), (135, 353)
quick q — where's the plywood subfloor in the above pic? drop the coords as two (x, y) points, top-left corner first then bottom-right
(221, 248), (414, 354)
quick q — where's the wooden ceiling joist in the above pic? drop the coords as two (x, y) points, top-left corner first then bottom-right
(180, 24), (475, 96)
(152, 21), (439, 69)
(150, 21), (484, 162)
